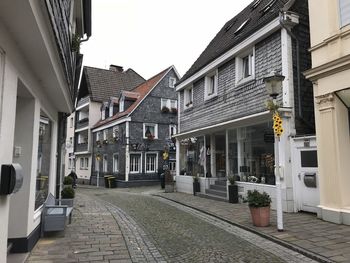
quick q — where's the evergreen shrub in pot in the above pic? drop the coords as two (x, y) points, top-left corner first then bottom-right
(61, 186), (75, 207)
(247, 190), (271, 227)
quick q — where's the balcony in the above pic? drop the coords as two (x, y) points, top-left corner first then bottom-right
(76, 117), (89, 130)
(76, 96), (90, 109)
(75, 143), (88, 153)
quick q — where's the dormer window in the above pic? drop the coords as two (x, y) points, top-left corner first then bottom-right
(205, 70), (218, 100)
(184, 86), (193, 109)
(234, 19), (250, 35)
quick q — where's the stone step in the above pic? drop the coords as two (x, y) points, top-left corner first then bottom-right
(209, 184), (227, 191)
(196, 192), (228, 202)
(206, 188), (227, 198)
(214, 180), (227, 186)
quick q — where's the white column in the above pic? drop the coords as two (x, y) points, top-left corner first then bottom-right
(225, 130), (229, 178)
(203, 136), (207, 178)
(176, 139), (180, 177)
(275, 136), (284, 231)
(210, 134), (216, 177)
(125, 121), (130, 181)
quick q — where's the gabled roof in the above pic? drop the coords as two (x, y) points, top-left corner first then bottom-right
(178, 0), (290, 85)
(93, 66), (172, 129)
(81, 66), (145, 102)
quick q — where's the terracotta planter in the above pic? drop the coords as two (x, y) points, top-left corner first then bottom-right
(249, 206), (270, 227)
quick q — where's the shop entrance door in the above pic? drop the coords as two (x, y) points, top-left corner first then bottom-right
(292, 137), (320, 213)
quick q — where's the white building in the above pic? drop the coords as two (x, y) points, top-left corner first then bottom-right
(0, 0), (91, 260)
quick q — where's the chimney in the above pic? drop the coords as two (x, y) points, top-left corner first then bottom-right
(109, 64), (123, 72)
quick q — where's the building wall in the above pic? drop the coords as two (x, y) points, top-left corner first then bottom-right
(91, 68), (179, 184)
(0, 21), (60, 256)
(179, 31), (282, 133)
(306, 0), (350, 224)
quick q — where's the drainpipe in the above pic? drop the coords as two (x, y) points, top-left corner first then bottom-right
(279, 11), (302, 119)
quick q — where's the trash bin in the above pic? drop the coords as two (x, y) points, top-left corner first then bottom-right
(160, 173), (165, 189)
(108, 176), (116, 188)
(104, 176), (110, 188)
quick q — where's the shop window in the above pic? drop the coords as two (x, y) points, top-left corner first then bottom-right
(130, 154), (141, 173)
(35, 114), (52, 210)
(146, 153), (157, 173)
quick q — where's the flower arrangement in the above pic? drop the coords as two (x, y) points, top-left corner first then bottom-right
(146, 134), (155, 141)
(161, 106), (170, 113)
(228, 175), (235, 185)
(272, 112), (283, 137)
(171, 107), (178, 114)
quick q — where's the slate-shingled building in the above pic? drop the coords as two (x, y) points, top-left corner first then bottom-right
(71, 65), (145, 183)
(91, 66), (180, 187)
(175, 0), (317, 213)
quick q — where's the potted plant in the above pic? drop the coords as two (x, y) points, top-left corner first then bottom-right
(193, 175), (200, 196)
(63, 176), (73, 186)
(60, 185), (75, 207)
(228, 175), (238, 203)
(247, 190), (271, 227)
(171, 107), (178, 114)
(161, 106), (170, 113)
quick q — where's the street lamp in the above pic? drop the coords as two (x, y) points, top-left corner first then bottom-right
(263, 70), (285, 232)
(95, 153), (101, 187)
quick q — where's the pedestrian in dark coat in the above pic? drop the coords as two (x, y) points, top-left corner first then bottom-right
(68, 170), (77, 188)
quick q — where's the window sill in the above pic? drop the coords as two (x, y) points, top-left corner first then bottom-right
(204, 94), (218, 102)
(235, 77), (255, 89)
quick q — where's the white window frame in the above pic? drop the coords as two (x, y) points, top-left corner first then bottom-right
(103, 130), (108, 140)
(161, 98), (168, 109)
(77, 134), (86, 144)
(170, 100), (177, 110)
(103, 154), (108, 172)
(96, 131), (101, 142)
(80, 158), (84, 169)
(169, 77), (176, 88)
(101, 108), (105, 120)
(145, 152), (158, 173)
(85, 157), (89, 170)
(143, 123), (158, 139)
(235, 47), (255, 85)
(113, 153), (119, 172)
(129, 153), (142, 173)
(119, 97), (125, 112)
(109, 103), (113, 117)
(204, 69), (218, 100)
(339, 0), (350, 27)
(169, 124), (177, 137)
(184, 86), (193, 109)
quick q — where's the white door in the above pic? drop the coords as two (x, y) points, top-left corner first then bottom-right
(292, 137), (320, 213)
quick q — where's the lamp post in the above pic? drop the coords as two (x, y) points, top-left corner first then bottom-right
(96, 153), (101, 187)
(263, 70), (285, 232)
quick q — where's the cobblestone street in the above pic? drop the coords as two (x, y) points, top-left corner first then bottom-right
(26, 187), (318, 262)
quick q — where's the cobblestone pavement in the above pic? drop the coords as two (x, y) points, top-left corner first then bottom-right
(26, 192), (132, 263)
(81, 188), (317, 263)
(155, 191), (350, 263)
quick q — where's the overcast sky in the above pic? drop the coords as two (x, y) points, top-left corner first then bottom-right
(81, 0), (252, 79)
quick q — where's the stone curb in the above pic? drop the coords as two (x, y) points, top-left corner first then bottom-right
(153, 194), (334, 263)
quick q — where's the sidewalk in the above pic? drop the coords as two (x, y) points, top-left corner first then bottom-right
(26, 192), (132, 263)
(155, 192), (350, 263)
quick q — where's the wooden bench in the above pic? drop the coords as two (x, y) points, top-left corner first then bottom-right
(41, 193), (73, 235)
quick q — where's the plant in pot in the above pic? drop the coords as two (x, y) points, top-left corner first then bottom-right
(193, 175), (200, 196)
(63, 176), (73, 186)
(61, 185), (75, 207)
(228, 175), (238, 203)
(247, 190), (271, 227)
(161, 106), (170, 113)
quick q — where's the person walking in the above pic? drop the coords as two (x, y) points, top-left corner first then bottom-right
(68, 170), (77, 188)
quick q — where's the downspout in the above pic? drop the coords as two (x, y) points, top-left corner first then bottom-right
(279, 12), (302, 119)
